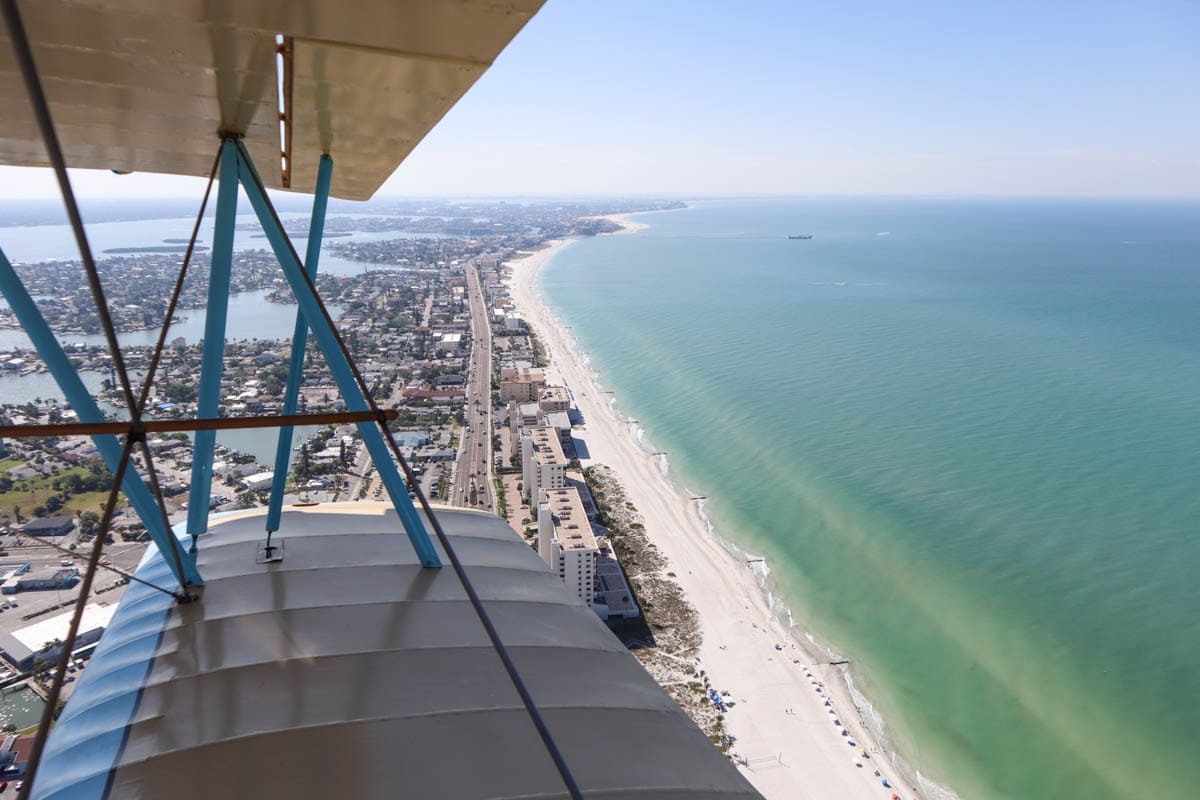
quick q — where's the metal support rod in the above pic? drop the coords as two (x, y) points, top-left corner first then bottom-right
(188, 138), (239, 537)
(0, 409), (396, 439)
(233, 141), (585, 799)
(267, 153), (332, 534)
(0, 247), (201, 590)
(135, 147), (221, 415)
(0, 0), (138, 417)
(19, 434), (138, 800)
(234, 143), (441, 567)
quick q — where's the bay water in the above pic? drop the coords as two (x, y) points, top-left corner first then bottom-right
(0, 211), (380, 464)
(538, 198), (1200, 800)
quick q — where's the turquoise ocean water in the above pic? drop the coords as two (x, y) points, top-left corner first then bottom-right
(538, 199), (1200, 800)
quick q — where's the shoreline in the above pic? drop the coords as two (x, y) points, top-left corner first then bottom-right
(505, 234), (927, 800)
(595, 213), (650, 234)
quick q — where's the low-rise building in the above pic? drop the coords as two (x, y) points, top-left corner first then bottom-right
(0, 602), (118, 671)
(243, 472), (275, 492)
(538, 385), (571, 413)
(147, 438), (185, 455)
(0, 732), (37, 778)
(438, 332), (463, 354)
(411, 448), (457, 462)
(20, 516), (75, 537)
(536, 487), (598, 608)
(516, 401), (540, 427)
(2, 567), (78, 594)
(594, 544), (640, 621)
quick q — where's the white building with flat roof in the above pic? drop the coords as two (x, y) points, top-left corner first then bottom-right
(0, 602), (118, 671)
(537, 487), (597, 608)
(522, 426), (567, 501)
(516, 401), (540, 427)
(243, 472), (274, 492)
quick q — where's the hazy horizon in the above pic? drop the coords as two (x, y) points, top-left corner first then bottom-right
(3, 192), (1199, 207)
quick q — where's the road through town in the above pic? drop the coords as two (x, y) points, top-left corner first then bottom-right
(450, 260), (494, 511)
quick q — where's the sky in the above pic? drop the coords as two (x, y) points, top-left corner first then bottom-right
(1, 0), (1197, 200)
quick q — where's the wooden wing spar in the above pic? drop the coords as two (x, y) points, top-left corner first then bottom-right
(0, 0), (545, 199)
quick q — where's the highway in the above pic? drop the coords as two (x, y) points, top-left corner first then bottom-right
(450, 259), (495, 511)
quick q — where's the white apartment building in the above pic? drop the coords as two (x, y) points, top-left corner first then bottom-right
(537, 487), (598, 607)
(522, 426), (567, 500)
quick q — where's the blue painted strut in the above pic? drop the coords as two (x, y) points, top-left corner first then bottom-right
(235, 145), (441, 567)
(266, 154), (333, 533)
(0, 248), (202, 590)
(187, 138), (239, 537)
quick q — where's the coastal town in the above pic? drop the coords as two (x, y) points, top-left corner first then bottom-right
(0, 202), (668, 752)
(0, 200), (915, 799)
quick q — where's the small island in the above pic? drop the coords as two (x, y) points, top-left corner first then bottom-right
(102, 245), (210, 254)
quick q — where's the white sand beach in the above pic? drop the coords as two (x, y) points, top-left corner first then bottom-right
(596, 213), (649, 234)
(506, 236), (922, 800)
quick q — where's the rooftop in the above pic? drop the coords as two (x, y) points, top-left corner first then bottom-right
(526, 426), (566, 466)
(501, 366), (545, 384)
(542, 488), (597, 552)
(20, 516), (74, 532)
(11, 602), (117, 655)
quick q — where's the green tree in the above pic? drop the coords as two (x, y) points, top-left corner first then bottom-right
(295, 442), (312, 480)
(78, 510), (101, 537)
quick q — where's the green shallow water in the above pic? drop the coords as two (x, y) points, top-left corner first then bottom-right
(538, 199), (1200, 800)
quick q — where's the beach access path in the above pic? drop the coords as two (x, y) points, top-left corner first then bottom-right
(506, 229), (922, 800)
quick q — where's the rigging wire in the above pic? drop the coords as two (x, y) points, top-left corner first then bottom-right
(0, 2), (585, 792)
(0, 4), (206, 796)
(235, 139), (585, 800)
(1, 0), (136, 415)
(128, 148), (223, 565)
(10, 529), (181, 599)
(17, 436), (139, 800)
(135, 147), (222, 412)
(0, 0), (194, 594)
